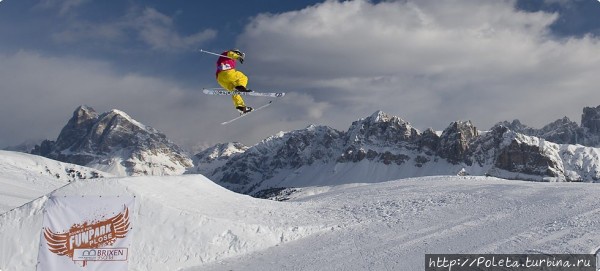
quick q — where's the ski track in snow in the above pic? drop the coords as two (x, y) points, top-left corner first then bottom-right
(3, 151), (600, 270)
(195, 177), (600, 271)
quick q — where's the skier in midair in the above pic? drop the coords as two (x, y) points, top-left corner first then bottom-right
(215, 49), (253, 114)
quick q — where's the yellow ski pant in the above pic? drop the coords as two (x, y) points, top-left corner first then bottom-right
(217, 69), (248, 108)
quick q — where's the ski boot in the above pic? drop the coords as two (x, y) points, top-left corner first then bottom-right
(236, 106), (254, 114)
(235, 86), (253, 92)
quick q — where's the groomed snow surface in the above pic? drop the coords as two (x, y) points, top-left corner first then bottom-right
(2, 151), (600, 270)
(0, 151), (111, 213)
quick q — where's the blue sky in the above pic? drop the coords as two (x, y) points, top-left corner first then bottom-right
(1, 0), (600, 150)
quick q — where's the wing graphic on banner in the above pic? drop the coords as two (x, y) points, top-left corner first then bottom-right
(111, 206), (130, 238)
(43, 228), (71, 256)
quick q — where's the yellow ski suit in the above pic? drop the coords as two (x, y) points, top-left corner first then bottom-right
(215, 51), (248, 109)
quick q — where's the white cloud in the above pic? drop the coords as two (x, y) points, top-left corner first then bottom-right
(133, 7), (217, 51)
(52, 7), (217, 51)
(238, 0), (600, 131)
(36, 0), (91, 16)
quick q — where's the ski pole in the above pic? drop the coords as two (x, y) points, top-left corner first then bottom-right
(198, 49), (234, 59)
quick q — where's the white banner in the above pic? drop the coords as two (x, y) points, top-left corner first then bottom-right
(37, 196), (135, 271)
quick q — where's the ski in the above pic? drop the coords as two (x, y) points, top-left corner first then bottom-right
(221, 101), (273, 125)
(203, 88), (285, 98)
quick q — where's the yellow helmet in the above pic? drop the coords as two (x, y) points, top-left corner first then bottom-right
(231, 49), (245, 63)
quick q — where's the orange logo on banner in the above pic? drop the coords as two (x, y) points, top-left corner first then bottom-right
(43, 206), (130, 265)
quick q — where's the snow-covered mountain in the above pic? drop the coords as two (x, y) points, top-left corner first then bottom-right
(469, 126), (600, 181)
(0, 150), (110, 213)
(496, 105), (600, 146)
(202, 110), (600, 196)
(202, 111), (469, 194)
(31, 106), (193, 176)
(24, 105), (600, 196)
(191, 142), (248, 176)
(3, 155), (600, 270)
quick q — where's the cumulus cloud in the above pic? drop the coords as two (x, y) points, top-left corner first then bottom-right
(52, 7), (217, 51)
(132, 7), (217, 51)
(36, 0), (91, 16)
(239, 0), (600, 131)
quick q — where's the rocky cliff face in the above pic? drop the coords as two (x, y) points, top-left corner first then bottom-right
(494, 137), (561, 177)
(582, 105), (600, 146)
(582, 106), (600, 133)
(32, 106), (192, 176)
(340, 111), (419, 165)
(470, 126), (599, 182)
(437, 121), (478, 164)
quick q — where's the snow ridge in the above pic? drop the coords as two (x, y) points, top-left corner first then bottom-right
(0, 150), (110, 213)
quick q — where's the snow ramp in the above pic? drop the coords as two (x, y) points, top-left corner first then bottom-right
(0, 150), (111, 213)
(0, 174), (327, 271)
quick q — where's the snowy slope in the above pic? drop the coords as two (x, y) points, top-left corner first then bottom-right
(0, 174), (329, 271)
(194, 177), (600, 271)
(3, 150), (600, 270)
(0, 150), (110, 213)
(3, 173), (600, 270)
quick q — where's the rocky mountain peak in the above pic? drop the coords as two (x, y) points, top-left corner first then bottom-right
(364, 110), (408, 125)
(32, 106), (192, 176)
(191, 142), (249, 176)
(195, 142), (248, 163)
(73, 105), (98, 123)
(347, 111), (419, 146)
(538, 116), (581, 145)
(104, 109), (150, 131)
(492, 107), (599, 146)
(438, 120), (478, 164)
(368, 110), (390, 122)
(55, 105), (99, 150)
(251, 125), (343, 165)
(494, 119), (535, 135)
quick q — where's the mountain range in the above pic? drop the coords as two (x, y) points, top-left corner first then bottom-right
(29, 105), (600, 196)
(197, 108), (600, 195)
